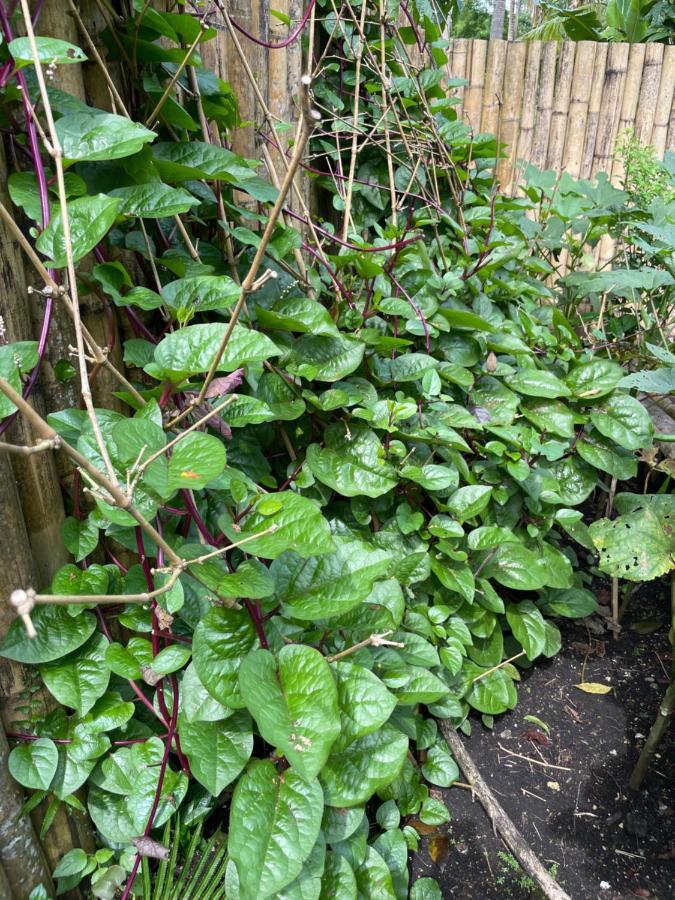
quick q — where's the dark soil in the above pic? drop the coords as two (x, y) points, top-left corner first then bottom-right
(412, 586), (675, 900)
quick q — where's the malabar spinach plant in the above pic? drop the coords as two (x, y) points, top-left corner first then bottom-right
(0, 1), (657, 898)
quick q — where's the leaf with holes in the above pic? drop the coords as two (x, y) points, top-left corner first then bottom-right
(589, 509), (675, 581)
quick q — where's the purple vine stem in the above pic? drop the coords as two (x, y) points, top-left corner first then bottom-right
(212, 0), (316, 49)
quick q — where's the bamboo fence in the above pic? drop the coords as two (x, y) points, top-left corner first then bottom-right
(446, 39), (675, 194)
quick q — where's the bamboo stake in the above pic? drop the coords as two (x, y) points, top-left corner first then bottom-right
(480, 39), (507, 137)
(514, 40), (543, 191)
(497, 40), (526, 193)
(546, 41), (575, 172)
(448, 38), (469, 117)
(651, 45), (675, 159)
(580, 42), (608, 179)
(463, 39), (487, 134)
(635, 42), (665, 147)
(610, 42), (646, 186)
(530, 41), (557, 171)
(563, 42), (596, 180)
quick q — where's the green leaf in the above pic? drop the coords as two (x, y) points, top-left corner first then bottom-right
(0, 607), (96, 663)
(39, 633), (110, 716)
(105, 643), (141, 680)
(9, 36), (87, 67)
(161, 275), (240, 314)
(520, 399), (576, 439)
(354, 847), (396, 899)
(332, 662), (397, 750)
(400, 463), (458, 492)
(589, 509), (675, 581)
(79, 691), (135, 734)
(56, 112), (156, 161)
(274, 541), (391, 620)
(151, 323), (280, 380)
(543, 587), (598, 618)
(180, 663), (231, 723)
(166, 432), (225, 491)
(151, 644), (192, 676)
(0, 342), (37, 416)
(482, 544), (547, 591)
(52, 848), (88, 878)
(306, 426), (398, 498)
(239, 645), (340, 780)
(110, 183), (198, 218)
(229, 760), (324, 900)
(467, 526), (519, 551)
(9, 738), (58, 790)
(320, 725), (408, 807)
(256, 297), (339, 336)
(192, 608), (257, 708)
(506, 369), (571, 398)
(178, 710), (253, 795)
(446, 485), (493, 521)
(220, 491), (334, 559)
(464, 665), (517, 715)
(410, 878), (442, 900)
(216, 560), (275, 599)
(61, 515), (99, 562)
(36, 194), (121, 267)
(566, 360), (623, 400)
(391, 666), (450, 705)
(420, 741), (458, 787)
(506, 600), (547, 659)
(151, 141), (258, 182)
(576, 434), (637, 480)
(589, 394), (653, 450)
(286, 334), (365, 382)
(320, 852), (357, 900)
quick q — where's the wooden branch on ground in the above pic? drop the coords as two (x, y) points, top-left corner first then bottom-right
(439, 720), (572, 900)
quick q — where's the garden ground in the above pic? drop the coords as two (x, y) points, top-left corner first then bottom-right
(411, 585), (675, 899)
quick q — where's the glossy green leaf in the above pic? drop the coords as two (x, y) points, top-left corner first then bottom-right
(306, 426), (398, 498)
(506, 600), (547, 659)
(589, 394), (653, 450)
(36, 194), (121, 267)
(0, 607), (96, 664)
(566, 360), (623, 400)
(446, 485), (493, 520)
(256, 296), (339, 336)
(151, 141), (257, 182)
(61, 515), (99, 562)
(56, 112), (155, 161)
(161, 275), (240, 314)
(229, 760), (323, 899)
(110, 183), (198, 218)
(39, 633), (110, 716)
(320, 725), (408, 807)
(192, 608), (257, 708)
(420, 741), (458, 787)
(354, 847), (396, 900)
(166, 432), (226, 491)
(320, 852), (357, 900)
(9, 36), (87, 67)
(178, 710), (252, 795)
(239, 645), (340, 780)
(506, 369), (571, 398)
(332, 662), (397, 750)
(9, 738), (58, 790)
(482, 544), (546, 590)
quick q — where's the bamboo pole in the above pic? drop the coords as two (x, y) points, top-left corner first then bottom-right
(635, 42), (665, 147)
(497, 40), (527, 193)
(546, 41), (576, 172)
(610, 42), (646, 186)
(667, 92), (675, 153)
(514, 40), (543, 190)
(0, 721), (53, 899)
(448, 38), (469, 116)
(651, 45), (675, 159)
(563, 42), (596, 180)
(592, 42), (630, 178)
(480, 39), (507, 137)
(530, 41), (557, 171)
(463, 38), (487, 134)
(580, 42), (608, 180)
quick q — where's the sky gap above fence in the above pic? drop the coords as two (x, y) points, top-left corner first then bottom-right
(446, 39), (675, 195)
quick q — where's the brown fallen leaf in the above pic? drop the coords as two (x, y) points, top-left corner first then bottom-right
(428, 834), (450, 864)
(575, 682), (612, 694)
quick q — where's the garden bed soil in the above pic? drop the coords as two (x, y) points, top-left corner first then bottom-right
(412, 586), (675, 900)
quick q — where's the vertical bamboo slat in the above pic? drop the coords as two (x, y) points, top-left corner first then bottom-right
(581, 42), (609, 179)
(530, 41), (557, 171)
(462, 39), (487, 133)
(610, 42), (647, 186)
(592, 43), (630, 177)
(515, 40), (543, 189)
(546, 41), (576, 171)
(448, 38), (469, 116)
(563, 42), (596, 179)
(498, 41), (527, 193)
(480, 39), (507, 137)
(635, 42), (665, 146)
(651, 45), (675, 157)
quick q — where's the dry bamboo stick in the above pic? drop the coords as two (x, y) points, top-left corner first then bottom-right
(463, 39), (487, 134)
(635, 42), (665, 146)
(515, 40), (543, 190)
(592, 42), (630, 178)
(610, 42), (647, 186)
(546, 40), (576, 172)
(448, 38), (469, 116)
(498, 40), (527, 193)
(651, 45), (675, 159)
(580, 42), (608, 180)
(530, 41), (557, 171)
(563, 42), (596, 179)
(480, 39), (507, 137)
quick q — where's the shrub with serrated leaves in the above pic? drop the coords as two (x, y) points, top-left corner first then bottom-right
(0, 3), (657, 898)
